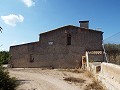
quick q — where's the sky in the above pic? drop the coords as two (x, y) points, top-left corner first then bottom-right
(0, 0), (120, 51)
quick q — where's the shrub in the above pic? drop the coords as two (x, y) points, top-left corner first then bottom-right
(104, 44), (120, 65)
(64, 77), (85, 83)
(0, 65), (19, 90)
(85, 80), (105, 90)
(0, 51), (10, 64)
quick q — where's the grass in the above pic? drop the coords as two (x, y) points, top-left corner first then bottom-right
(70, 69), (84, 73)
(84, 70), (105, 90)
(85, 80), (105, 90)
(61, 69), (105, 90)
(64, 77), (85, 83)
(59, 69), (84, 73)
(85, 70), (93, 78)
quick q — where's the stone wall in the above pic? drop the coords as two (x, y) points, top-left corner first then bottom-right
(9, 25), (103, 68)
(9, 44), (29, 67)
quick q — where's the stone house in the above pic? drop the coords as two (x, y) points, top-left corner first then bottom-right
(9, 21), (104, 68)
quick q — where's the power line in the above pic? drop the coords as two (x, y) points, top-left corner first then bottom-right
(103, 32), (120, 41)
(103, 31), (120, 44)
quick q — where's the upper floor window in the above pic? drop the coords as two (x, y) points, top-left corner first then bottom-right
(48, 41), (53, 45)
(67, 34), (71, 45)
(30, 54), (34, 63)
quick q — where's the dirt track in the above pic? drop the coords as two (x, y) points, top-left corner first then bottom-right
(8, 68), (94, 90)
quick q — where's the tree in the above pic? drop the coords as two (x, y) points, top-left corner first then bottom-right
(104, 43), (120, 64)
(0, 27), (19, 90)
(0, 51), (10, 64)
(0, 65), (19, 90)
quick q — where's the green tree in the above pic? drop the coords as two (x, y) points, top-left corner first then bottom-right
(0, 65), (19, 90)
(0, 27), (19, 90)
(0, 51), (10, 64)
(104, 43), (120, 64)
(105, 44), (120, 55)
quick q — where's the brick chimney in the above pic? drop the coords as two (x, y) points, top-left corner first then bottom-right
(79, 21), (89, 29)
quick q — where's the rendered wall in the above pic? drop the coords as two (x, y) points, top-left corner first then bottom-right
(88, 62), (120, 90)
(98, 63), (120, 90)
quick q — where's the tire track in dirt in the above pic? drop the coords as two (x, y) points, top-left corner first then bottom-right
(9, 70), (80, 90)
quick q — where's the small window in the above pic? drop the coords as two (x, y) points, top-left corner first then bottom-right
(48, 41), (53, 45)
(30, 54), (34, 63)
(67, 34), (71, 45)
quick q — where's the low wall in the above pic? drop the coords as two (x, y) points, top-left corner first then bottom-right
(97, 62), (120, 90)
(88, 62), (101, 74)
(89, 62), (120, 90)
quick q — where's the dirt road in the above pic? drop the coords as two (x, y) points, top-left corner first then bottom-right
(8, 68), (99, 90)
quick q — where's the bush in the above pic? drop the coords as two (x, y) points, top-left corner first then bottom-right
(0, 65), (19, 90)
(64, 77), (85, 83)
(0, 51), (10, 64)
(104, 44), (120, 65)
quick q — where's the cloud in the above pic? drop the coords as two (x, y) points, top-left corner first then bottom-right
(22, 0), (35, 7)
(1, 14), (24, 27)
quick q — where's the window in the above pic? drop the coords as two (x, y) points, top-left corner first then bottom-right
(48, 41), (53, 45)
(30, 54), (34, 63)
(67, 34), (71, 45)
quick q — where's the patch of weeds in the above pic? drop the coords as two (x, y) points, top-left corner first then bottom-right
(64, 77), (85, 83)
(59, 69), (84, 73)
(70, 69), (84, 73)
(41, 68), (47, 70)
(85, 70), (93, 78)
(84, 70), (105, 90)
(85, 80), (105, 90)
(62, 72), (67, 76)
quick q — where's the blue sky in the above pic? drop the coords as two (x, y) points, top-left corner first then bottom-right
(0, 0), (120, 50)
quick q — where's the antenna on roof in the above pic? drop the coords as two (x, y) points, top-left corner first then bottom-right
(96, 27), (102, 31)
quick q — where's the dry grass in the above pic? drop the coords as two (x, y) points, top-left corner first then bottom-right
(84, 70), (105, 90)
(85, 80), (105, 90)
(85, 70), (93, 78)
(64, 77), (85, 83)
(70, 69), (84, 73)
(59, 69), (84, 73)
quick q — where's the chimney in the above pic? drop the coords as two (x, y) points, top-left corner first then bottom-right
(79, 21), (89, 29)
